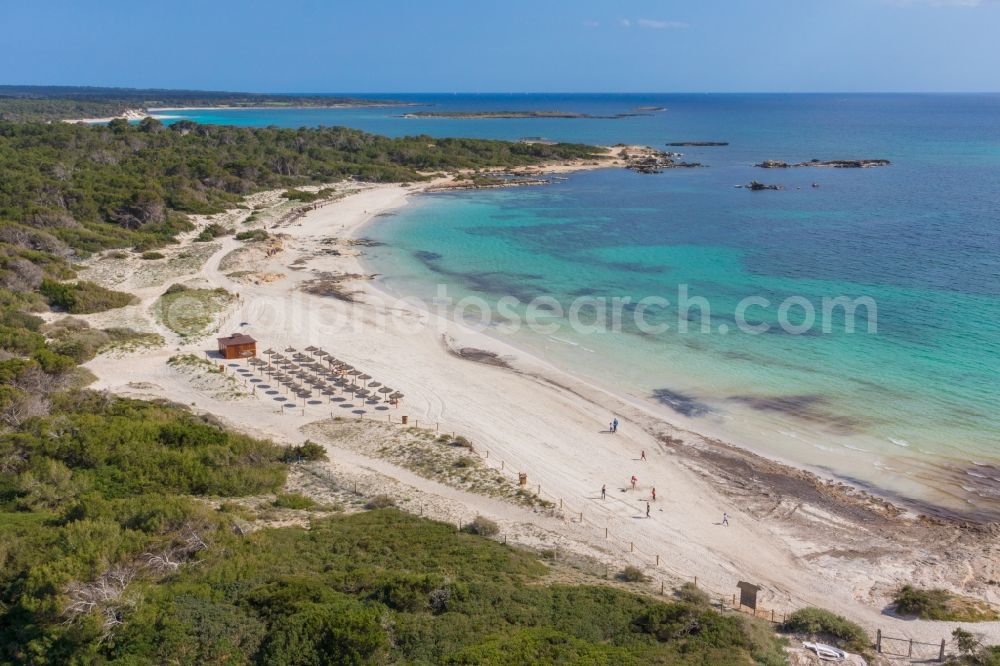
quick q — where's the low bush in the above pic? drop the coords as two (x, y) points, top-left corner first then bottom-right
(618, 566), (649, 583)
(951, 628), (1000, 665)
(140, 251), (165, 260)
(676, 581), (711, 606)
(894, 585), (999, 622)
(282, 188), (335, 203)
(273, 492), (317, 510)
(194, 223), (228, 242)
(39, 279), (135, 313)
(280, 440), (328, 462)
(365, 494), (396, 510)
(462, 516), (500, 537)
(780, 607), (870, 652)
(234, 229), (269, 242)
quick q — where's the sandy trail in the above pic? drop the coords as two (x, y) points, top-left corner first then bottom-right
(81, 180), (1000, 651)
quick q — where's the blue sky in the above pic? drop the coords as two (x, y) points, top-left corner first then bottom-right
(3, 0), (999, 92)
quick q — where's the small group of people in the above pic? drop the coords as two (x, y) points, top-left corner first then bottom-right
(609, 416), (619, 434)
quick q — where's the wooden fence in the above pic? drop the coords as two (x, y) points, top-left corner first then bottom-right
(876, 629), (947, 662)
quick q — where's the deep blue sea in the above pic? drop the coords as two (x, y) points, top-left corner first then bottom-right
(160, 94), (1000, 517)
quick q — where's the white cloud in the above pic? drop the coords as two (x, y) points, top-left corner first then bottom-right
(637, 18), (690, 29)
(619, 18), (632, 27)
(582, 20), (600, 27)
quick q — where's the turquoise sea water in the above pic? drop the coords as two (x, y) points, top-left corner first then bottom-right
(163, 94), (1000, 518)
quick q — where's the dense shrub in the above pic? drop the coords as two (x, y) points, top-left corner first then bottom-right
(365, 495), (396, 510)
(894, 585), (999, 622)
(194, 223), (227, 242)
(234, 229), (269, 242)
(618, 566), (649, 583)
(282, 188), (335, 203)
(780, 607), (870, 652)
(39, 279), (134, 313)
(676, 581), (711, 606)
(273, 493), (317, 510)
(140, 251), (165, 260)
(280, 440), (328, 462)
(462, 515), (500, 537)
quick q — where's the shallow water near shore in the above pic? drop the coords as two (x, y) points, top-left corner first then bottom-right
(167, 94), (1000, 518)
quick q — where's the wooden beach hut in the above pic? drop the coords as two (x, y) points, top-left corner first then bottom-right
(217, 333), (257, 360)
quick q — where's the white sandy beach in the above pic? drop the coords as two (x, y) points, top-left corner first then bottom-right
(78, 176), (1000, 650)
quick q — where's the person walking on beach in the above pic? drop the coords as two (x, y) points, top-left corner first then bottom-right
(601, 484), (606, 500)
(613, 417), (619, 433)
(630, 475), (637, 491)
(646, 502), (651, 518)
(722, 512), (729, 526)
(640, 450), (646, 461)
(609, 421), (615, 433)
(651, 487), (656, 502)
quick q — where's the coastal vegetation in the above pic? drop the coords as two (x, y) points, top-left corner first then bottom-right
(153, 285), (234, 338)
(38, 279), (135, 314)
(950, 628), (1000, 665)
(0, 119), (600, 268)
(0, 85), (407, 122)
(893, 586), (1000, 623)
(304, 420), (555, 509)
(778, 607), (870, 653)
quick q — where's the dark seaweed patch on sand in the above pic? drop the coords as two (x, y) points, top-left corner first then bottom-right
(652, 388), (712, 417)
(729, 394), (866, 434)
(414, 249), (547, 302)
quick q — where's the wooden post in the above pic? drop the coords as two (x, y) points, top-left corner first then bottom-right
(770, 609), (775, 623)
(485, 450), (489, 459)
(630, 541), (634, 552)
(694, 576), (698, 587)
(732, 594), (737, 608)
(655, 554), (659, 566)
(660, 581), (664, 595)
(604, 527), (608, 539)
(501, 460), (505, 470)
(908, 639), (913, 657)
(579, 512), (583, 523)
(940, 638), (946, 662)
(876, 629), (882, 653)
(537, 484), (541, 496)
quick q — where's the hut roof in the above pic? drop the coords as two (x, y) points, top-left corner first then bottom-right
(218, 333), (257, 347)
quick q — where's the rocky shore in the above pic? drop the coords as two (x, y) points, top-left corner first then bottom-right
(737, 180), (784, 191)
(756, 158), (891, 168)
(618, 146), (702, 173)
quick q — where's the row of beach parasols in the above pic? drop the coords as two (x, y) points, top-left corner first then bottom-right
(248, 345), (404, 406)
